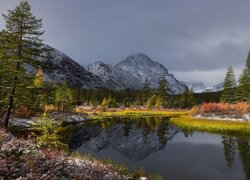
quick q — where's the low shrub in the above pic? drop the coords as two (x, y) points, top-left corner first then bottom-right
(31, 113), (68, 150)
(190, 102), (249, 116)
(13, 106), (35, 118)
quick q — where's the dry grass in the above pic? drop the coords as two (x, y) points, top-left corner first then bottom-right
(90, 110), (188, 119)
(170, 115), (250, 136)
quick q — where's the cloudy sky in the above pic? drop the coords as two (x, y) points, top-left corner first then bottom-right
(1, 0), (250, 86)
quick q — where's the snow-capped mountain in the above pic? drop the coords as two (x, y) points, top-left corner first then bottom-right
(25, 46), (187, 93)
(25, 45), (105, 89)
(181, 81), (206, 93)
(87, 53), (187, 94)
(117, 54), (187, 94)
(203, 82), (224, 93)
(85, 61), (143, 90)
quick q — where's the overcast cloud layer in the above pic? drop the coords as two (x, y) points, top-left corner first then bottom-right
(1, 0), (250, 85)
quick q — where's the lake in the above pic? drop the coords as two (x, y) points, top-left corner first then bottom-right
(67, 116), (250, 180)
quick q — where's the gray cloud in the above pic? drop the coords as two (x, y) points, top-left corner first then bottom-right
(1, 0), (250, 85)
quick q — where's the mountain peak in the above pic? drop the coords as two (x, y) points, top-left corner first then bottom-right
(93, 61), (106, 66)
(118, 53), (154, 65)
(86, 61), (112, 74)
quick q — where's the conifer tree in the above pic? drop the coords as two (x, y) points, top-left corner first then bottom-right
(179, 89), (195, 108)
(34, 68), (43, 88)
(221, 66), (237, 103)
(33, 68), (45, 110)
(1, 1), (45, 128)
(158, 76), (170, 108)
(146, 95), (157, 109)
(155, 96), (162, 109)
(142, 79), (151, 105)
(32, 113), (67, 150)
(55, 83), (73, 111)
(237, 51), (250, 102)
(101, 97), (108, 111)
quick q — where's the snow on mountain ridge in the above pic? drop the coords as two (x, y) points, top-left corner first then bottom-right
(87, 53), (187, 94)
(116, 53), (187, 94)
(25, 45), (106, 89)
(85, 61), (143, 90)
(181, 81), (206, 93)
(203, 82), (224, 93)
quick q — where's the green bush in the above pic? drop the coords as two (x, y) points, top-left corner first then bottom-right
(32, 113), (67, 150)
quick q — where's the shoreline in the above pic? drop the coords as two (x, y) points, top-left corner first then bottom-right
(193, 114), (250, 122)
(169, 115), (250, 136)
(0, 128), (132, 179)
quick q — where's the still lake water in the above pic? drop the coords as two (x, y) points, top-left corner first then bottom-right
(67, 116), (250, 180)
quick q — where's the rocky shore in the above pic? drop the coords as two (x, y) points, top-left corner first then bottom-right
(8, 112), (88, 131)
(0, 128), (131, 179)
(193, 114), (250, 122)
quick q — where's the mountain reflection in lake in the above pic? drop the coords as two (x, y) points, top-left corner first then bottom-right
(67, 116), (250, 180)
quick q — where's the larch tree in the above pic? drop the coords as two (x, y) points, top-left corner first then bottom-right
(34, 68), (44, 110)
(146, 95), (157, 109)
(1, 1), (45, 128)
(220, 66), (237, 103)
(55, 83), (74, 112)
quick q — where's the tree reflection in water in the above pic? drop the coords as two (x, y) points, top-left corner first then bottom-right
(67, 116), (250, 180)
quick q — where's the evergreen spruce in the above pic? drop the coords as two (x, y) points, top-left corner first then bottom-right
(179, 89), (195, 108)
(158, 76), (170, 108)
(220, 66), (237, 103)
(142, 79), (151, 105)
(237, 51), (250, 102)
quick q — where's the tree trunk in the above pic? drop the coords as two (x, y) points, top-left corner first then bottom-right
(4, 22), (23, 129)
(4, 62), (19, 128)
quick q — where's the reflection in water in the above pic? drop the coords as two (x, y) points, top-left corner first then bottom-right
(236, 139), (250, 180)
(64, 116), (250, 180)
(222, 136), (236, 168)
(70, 116), (178, 161)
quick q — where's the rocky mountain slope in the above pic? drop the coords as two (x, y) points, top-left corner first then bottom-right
(85, 61), (143, 90)
(87, 53), (187, 94)
(25, 45), (187, 93)
(203, 82), (224, 93)
(181, 81), (206, 93)
(25, 45), (105, 89)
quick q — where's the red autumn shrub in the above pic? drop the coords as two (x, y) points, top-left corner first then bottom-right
(191, 102), (249, 116)
(13, 106), (35, 118)
(234, 102), (249, 114)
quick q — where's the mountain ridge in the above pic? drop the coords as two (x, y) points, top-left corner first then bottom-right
(87, 53), (188, 94)
(25, 45), (106, 89)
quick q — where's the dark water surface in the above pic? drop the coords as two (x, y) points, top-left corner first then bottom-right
(67, 116), (250, 180)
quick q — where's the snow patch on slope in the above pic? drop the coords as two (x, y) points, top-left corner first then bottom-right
(116, 53), (187, 94)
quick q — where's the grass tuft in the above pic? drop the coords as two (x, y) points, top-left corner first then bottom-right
(91, 110), (188, 119)
(170, 116), (250, 136)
